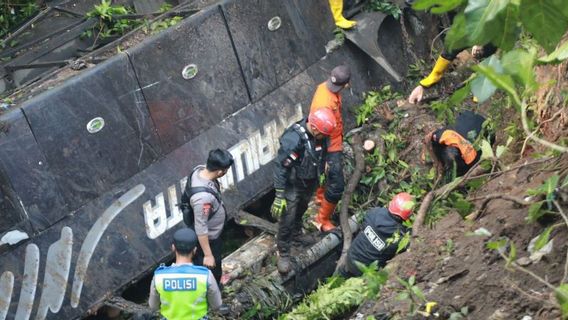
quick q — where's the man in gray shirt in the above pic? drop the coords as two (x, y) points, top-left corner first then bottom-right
(148, 227), (222, 319)
(187, 149), (233, 285)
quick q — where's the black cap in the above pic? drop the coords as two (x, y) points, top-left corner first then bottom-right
(173, 228), (198, 251)
(327, 65), (351, 93)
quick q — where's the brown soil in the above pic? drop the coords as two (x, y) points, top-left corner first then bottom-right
(351, 126), (568, 320)
(347, 50), (568, 320)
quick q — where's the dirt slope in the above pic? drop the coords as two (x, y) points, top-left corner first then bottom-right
(352, 145), (567, 320)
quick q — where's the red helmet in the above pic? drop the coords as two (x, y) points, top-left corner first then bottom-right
(308, 108), (336, 136)
(388, 192), (415, 220)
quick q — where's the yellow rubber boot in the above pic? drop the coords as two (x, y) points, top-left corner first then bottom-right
(329, 0), (356, 29)
(419, 56), (451, 88)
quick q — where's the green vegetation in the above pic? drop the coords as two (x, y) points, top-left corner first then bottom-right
(84, 0), (140, 40)
(355, 85), (402, 125)
(1, 0), (39, 43)
(84, 0), (183, 41)
(413, 0), (568, 154)
(143, 16), (183, 35)
(395, 275), (427, 316)
(281, 263), (388, 319)
(366, 0), (402, 19)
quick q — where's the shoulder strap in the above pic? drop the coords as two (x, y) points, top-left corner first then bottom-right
(291, 124), (318, 160)
(184, 167), (222, 220)
(185, 186), (221, 204)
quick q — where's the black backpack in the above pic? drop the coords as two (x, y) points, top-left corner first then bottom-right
(179, 167), (222, 228)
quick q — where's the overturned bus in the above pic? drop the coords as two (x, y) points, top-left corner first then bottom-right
(0, 0), (437, 318)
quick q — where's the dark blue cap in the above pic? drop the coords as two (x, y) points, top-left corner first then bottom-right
(173, 228), (198, 251)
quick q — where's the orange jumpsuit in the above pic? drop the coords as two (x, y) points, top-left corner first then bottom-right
(310, 82), (343, 152)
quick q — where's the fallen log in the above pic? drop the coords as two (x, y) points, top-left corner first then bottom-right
(234, 210), (278, 235)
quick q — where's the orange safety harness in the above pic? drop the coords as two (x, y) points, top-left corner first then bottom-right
(438, 130), (477, 165)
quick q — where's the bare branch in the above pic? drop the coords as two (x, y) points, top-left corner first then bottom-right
(521, 102), (568, 153)
(466, 194), (534, 220)
(335, 134), (365, 273)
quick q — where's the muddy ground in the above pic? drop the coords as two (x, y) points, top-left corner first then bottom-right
(347, 56), (568, 320)
(354, 156), (567, 320)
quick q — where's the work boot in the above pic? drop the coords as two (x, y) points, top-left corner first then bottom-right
(315, 186), (325, 206)
(277, 254), (291, 274)
(313, 198), (337, 232)
(329, 0), (357, 29)
(419, 56), (451, 88)
(292, 230), (316, 246)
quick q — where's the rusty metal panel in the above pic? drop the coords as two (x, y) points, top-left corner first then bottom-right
(220, 0), (334, 101)
(127, 6), (250, 154)
(21, 53), (162, 214)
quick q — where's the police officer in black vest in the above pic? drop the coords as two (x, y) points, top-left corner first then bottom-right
(339, 192), (415, 278)
(271, 108), (337, 274)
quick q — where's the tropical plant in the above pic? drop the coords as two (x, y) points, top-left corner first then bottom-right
(281, 263), (388, 320)
(412, 0), (568, 154)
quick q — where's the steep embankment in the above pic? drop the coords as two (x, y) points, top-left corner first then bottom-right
(350, 55), (568, 320)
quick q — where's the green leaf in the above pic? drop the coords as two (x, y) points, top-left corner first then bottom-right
(495, 144), (508, 158)
(445, 12), (470, 51)
(526, 201), (544, 223)
(544, 175), (560, 196)
(396, 232), (410, 253)
(534, 226), (553, 251)
(539, 40), (568, 63)
(555, 284), (568, 317)
(464, 0), (511, 44)
(490, 3), (520, 51)
(486, 239), (507, 250)
(397, 291), (410, 301)
(454, 198), (473, 215)
(480, 139), (495, 160)
(471, 55), (504, 103)
(501, 49), (536, 89)
(519, 0), (568, 53)
(449, 82), (471, 104)
(412, 0), (465, 14)
(472, 62), (520, 106)
(506, 242), (516, 268)
(412, 285), (426, 301)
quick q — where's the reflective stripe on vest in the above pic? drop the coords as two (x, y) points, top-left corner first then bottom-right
(154, 264), (209, 320)
(438, 130), (477, 165)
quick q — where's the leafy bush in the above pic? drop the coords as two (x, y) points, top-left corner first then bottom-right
(281, 264), (388, 320)
(355, 85), (402, 126)
(1, 0), (39, 41)
(84, 0), (142, 40)
(366, 0), (402, 19)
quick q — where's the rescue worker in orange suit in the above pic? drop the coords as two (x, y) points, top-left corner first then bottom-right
(427, 110), (492, 181)
(271, 108), (337, 274)
(310, 65), (351, 232)
(339, 192), (415, 278)
(148, 227), (222, 319)
(329, 0), (357, 29)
